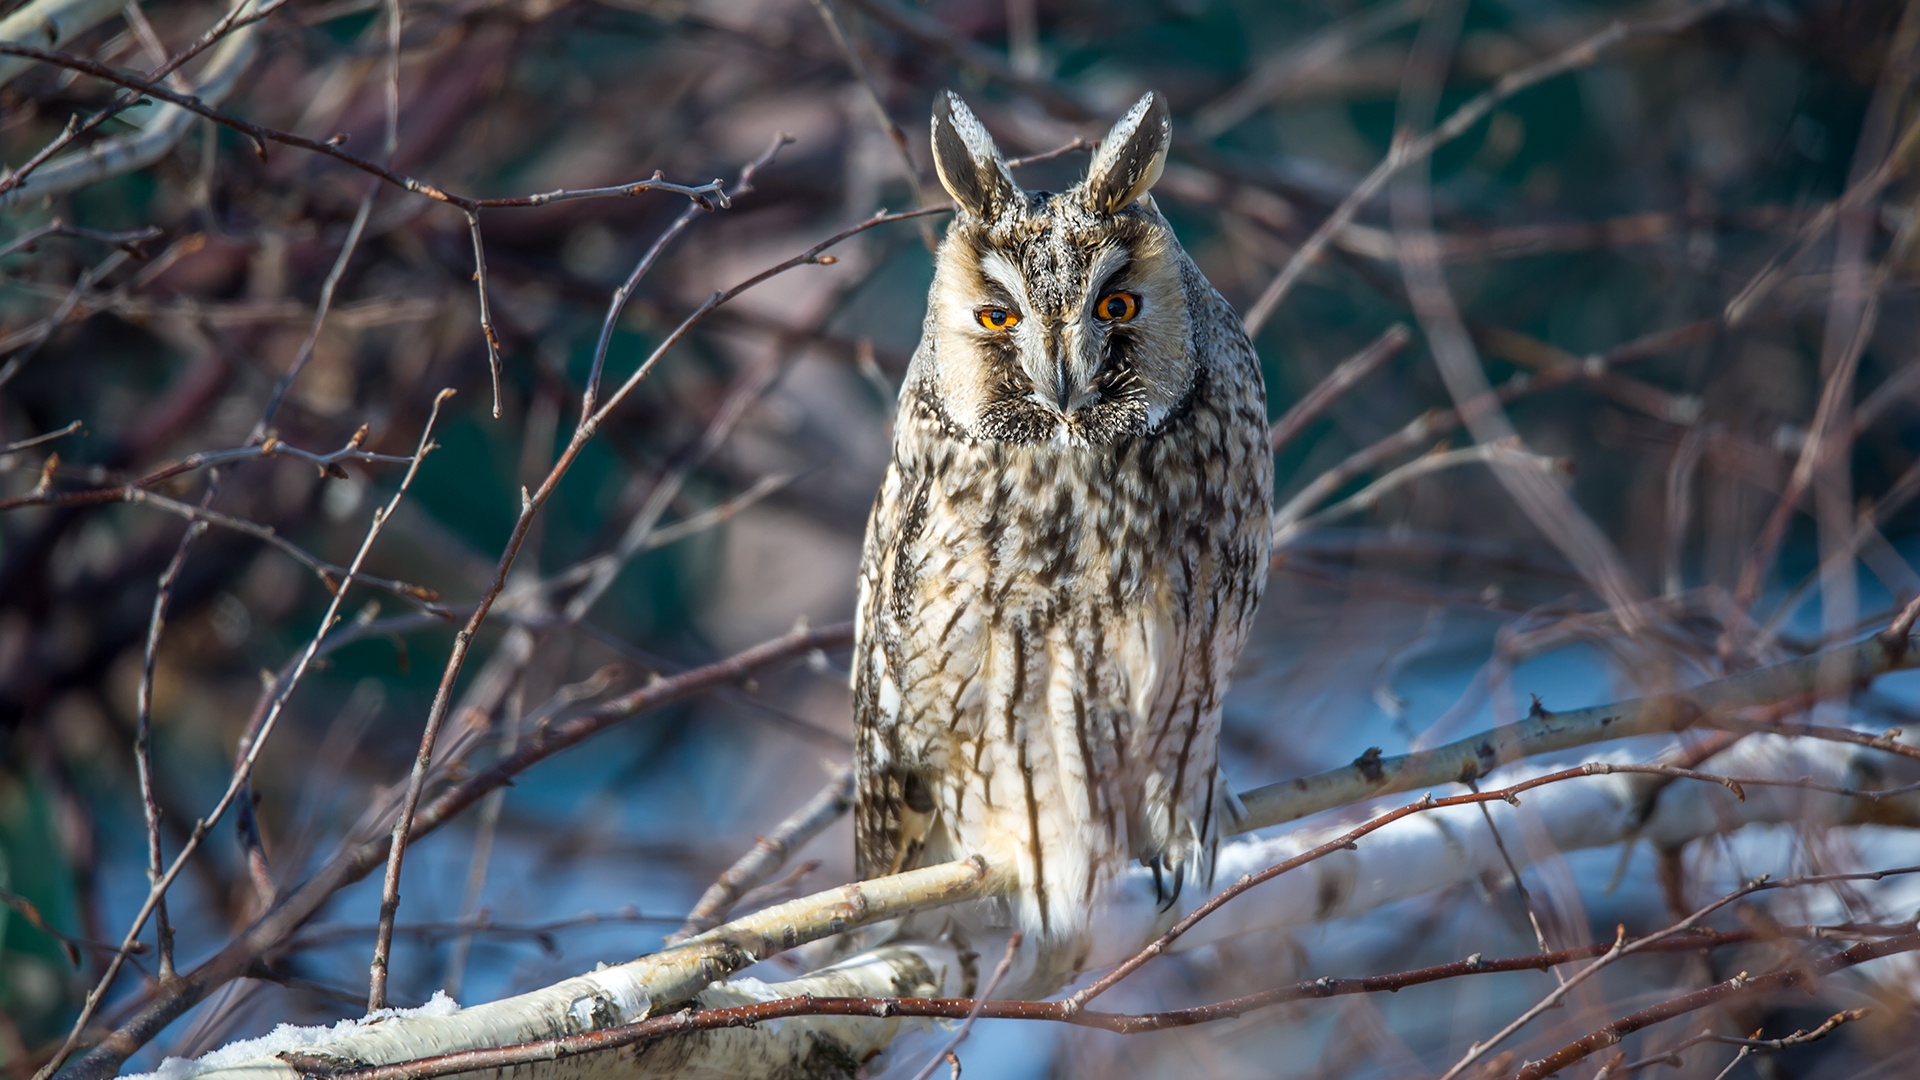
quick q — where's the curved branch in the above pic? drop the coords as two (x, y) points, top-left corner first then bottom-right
(0, 43), (727, 216)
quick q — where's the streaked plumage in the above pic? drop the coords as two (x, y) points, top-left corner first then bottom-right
(852, 90), (1272, 991)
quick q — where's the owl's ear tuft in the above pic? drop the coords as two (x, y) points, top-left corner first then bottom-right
(932, 90), (1019, 221)
(1082, 91), (1170, 215)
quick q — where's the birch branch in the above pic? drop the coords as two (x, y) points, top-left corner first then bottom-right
(152, 713), (1920, 1080)
(1235, 621), (1920, 831)
(143, 863), (993, 1080)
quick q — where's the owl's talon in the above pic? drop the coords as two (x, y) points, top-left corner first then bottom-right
(1162, 863), (1185, 911)
(1148, 854), (1188, 911)
(1148, 855), (1185, 912)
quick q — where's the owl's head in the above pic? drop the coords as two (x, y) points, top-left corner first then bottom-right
(919, 90), (1199, 446)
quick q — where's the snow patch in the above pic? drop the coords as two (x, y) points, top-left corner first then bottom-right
(122, 992), (463, 1080)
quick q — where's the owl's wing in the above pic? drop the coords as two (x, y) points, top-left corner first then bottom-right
(851, 462), (935, 880)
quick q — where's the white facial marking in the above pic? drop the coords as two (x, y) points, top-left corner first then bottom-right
(980, 250), (1068, 416)
(977, 250), (1032, 316)
(1081, 246), (1131, 321)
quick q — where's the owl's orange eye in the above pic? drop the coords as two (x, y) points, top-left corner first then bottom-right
(1096, 291), (1140, 322)
(976, 307), (1020, 331)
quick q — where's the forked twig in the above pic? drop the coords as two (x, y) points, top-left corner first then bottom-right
(907, 933), (1021, 1080)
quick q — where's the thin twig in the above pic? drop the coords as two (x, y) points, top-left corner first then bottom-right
(132, 479), (226, 981)
(1268, 323), (1411, 452)
(103, 486), (442, 608)
(52, 611), (858, 1080)
(563, 350), (784, 623)
(0, 221), (161, 263)
(1724, 128), (1920, 657)
(1389, 0), (1650, 637)
(1509, 938), (1915, 1079)
(1005, 137), (1096, 168)
(907, 933), (1021, 1080)
(260, 194), (377, 430)
(1277, 439), (1563, 544)
(363, 135), (794, 1010)
(1443, 865), (1918, 1079)
(669, 765), (856, 942)
(1, 432), (414, 508)
(0, 886), (89, 965)
(1268, 317), (1716, 533)
(1472, 784), (1562, 982)
(0, 250), (129, 392)
(839, 0), (1094, 119)
(295, 908), (675, 951)
(1194, 0), (1428, 136)
(1609, 1010), (1870, 1076)
(0, 43), (729, 217)
(809, 0), (936, 250)
(0, 420), (83, 455)
(0, 0), (288, 197)
(1064, 764), (1788, 1019)
(580, 136), (790, 417)
(464, 213), (504, 419)
(1705, 717), (1920, 764)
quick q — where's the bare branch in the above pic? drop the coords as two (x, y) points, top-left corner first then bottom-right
(1237, 617), (1920, 831)
(1442, 863), (1917, 1078)
(1608, 1010), (1871, 1077)
(365, 134), (796, 1010)
(808, 0), (937, 249)
(1510, 936), (1918, 1079)
(32, 390), (454, 1080)
(906, 932), (1021, 1080)
(0, 222), (161, 263)
(1275, 438), (1563, 545)
(0, 420), (83, 455)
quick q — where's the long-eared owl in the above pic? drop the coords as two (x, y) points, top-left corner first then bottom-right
(852, 90), (1272, 990)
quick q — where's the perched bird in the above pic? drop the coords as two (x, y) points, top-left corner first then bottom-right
(852, 89), (1272, 991)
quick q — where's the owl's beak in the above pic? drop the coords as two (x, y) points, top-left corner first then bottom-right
(1023, 323), (1096, 415)
(1051, 357), (1074, 412)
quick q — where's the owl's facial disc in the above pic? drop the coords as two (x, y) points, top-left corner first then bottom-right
(974, 248), (1104, 418)
(927, 218), (1190, 446)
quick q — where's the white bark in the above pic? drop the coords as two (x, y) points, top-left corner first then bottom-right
(134, 865), (989, 1080)
(0, 0), (128, 87)
(1236, 626), (1915, 829)
(150, 725), (1920, 1080)
(1091, 732), (1920, 967)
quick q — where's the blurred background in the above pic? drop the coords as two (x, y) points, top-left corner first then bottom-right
(4, 0), (1920, 1076)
